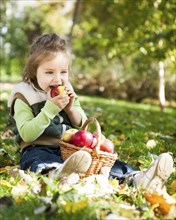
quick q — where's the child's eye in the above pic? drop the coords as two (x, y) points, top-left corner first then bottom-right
(60, 71), (67, 74)
(46, 71), (53, 74)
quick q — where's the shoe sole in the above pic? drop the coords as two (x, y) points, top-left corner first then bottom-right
(59, 151), (92, 177)
(156, 153), (174, 180)
(147, 153), (174, 188)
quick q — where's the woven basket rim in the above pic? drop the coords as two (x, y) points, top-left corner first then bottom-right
(58, 139), (117, 158)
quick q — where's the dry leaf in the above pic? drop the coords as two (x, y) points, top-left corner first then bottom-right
(170, 180), (176, 189)
(11, 179), (29, 196)
(144, 190), (175, 216)
(118, 134), (126, 141)
(11, 171), (41, 196)
(146, 139), (157, 149)
(0, 166), (19, 174)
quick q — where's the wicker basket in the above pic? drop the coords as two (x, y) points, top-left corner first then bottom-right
(59, 117), (117, 177)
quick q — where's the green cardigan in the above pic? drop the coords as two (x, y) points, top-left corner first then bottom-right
(8, 82), (87, 149)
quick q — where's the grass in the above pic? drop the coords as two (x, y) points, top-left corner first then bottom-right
(0, 87), (176, 220)
(81, 96), (176, 167)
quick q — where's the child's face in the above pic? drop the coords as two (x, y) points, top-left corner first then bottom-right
(36, 52), (69, 92)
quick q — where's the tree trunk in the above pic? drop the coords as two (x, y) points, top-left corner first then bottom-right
(158, 61), (165, 112)
(68, 0), (81, 46)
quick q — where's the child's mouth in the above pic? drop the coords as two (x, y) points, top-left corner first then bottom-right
(50, 84), (62, 89)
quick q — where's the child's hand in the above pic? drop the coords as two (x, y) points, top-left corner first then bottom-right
(63, 87), (75, 113)
(47, 90), (69, 110)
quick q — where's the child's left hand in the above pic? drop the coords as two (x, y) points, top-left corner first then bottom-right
(63, 87), (75, 113)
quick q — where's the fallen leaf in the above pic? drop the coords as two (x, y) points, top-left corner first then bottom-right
(0, 166), (19, 175)
(146, 139), (157, 149)
(11, 179), (29, 196)
(170, 180), (176, 190)
(118, 134), (126, 141)
(167, 180), (176, 195)
(144, 190), (175, 216)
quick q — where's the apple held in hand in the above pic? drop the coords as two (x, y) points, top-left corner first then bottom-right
(50, 85), (65, 98)
(72, 130), (93, 148)
(62, 128), (78, 143)
(100, 138), (114, 153)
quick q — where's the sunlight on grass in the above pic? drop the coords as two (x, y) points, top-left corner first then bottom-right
(80, 95), (175, 114)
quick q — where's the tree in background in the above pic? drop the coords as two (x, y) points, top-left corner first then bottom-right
(70, 0), (175, 108)
(1, 0), (71, 79)
(1, 0), (175, 107)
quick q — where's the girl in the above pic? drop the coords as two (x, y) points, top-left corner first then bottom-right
(8, 33), (92, 177)
(8, 33), (174, 189)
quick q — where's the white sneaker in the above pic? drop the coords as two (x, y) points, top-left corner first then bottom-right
(133, 153), (174, 190)
(51, 151), (92, 179)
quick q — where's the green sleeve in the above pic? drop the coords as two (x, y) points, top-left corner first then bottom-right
(14, 99), (61, 142)
(73, 96), (87, 128)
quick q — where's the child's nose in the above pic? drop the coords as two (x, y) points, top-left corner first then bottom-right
(53, 73), (62, 84)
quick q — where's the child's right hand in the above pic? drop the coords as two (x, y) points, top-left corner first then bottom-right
(47, 90), (70, 109)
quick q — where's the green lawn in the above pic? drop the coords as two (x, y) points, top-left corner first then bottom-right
(0, 92), (175, 220)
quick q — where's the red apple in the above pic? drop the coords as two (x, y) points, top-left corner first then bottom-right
(62, 128), (78, 143)
(72, 130), (93, 148)
(50, 85), (65, 98)
(93, 132), (106, 145)
(100, 138), (114, 153)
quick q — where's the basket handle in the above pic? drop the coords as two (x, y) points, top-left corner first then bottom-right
(81, 117), (101, 153)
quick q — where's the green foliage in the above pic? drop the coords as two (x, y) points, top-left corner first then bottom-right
(1, 0), (175, 101)
(71, 0), (176, 102)
(0, 0), (71, 79)
(73, 0), (175, 60)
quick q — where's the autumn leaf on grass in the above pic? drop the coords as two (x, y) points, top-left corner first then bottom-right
(118, 134), (126, 141)
(146, 139), (157, 149)
(76, 175), (115, 196)
(144, 188), (176, 216)
(113, 134), (126, 145)
(0, 166), (18, 174)
(11, 179), (29, 197)
(167, 180), (176, 196)
(115, 183), (131, 197)
(11, 170), (41, 196)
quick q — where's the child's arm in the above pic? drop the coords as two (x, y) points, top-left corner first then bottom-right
(64, 88), (87, 127)
(67, 96), (87, 128)
(14, 99), (60, 142)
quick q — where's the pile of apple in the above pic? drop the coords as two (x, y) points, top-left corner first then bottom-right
(62, 128), (114, 153)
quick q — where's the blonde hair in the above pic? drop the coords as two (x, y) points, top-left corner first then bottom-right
(23, 33), (70, 88)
